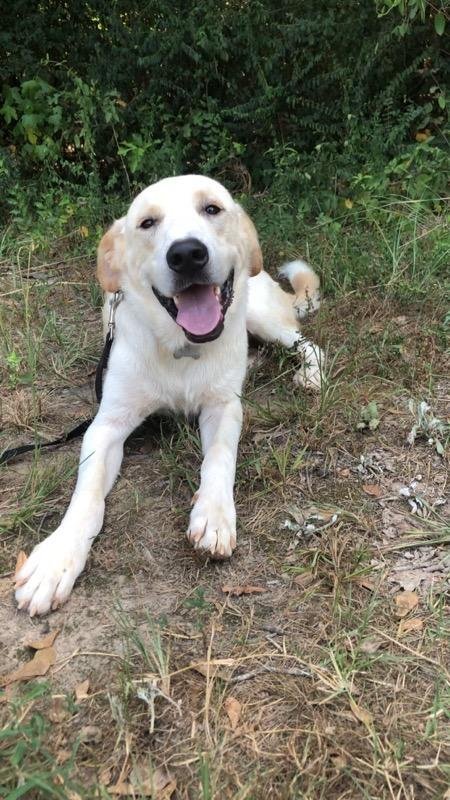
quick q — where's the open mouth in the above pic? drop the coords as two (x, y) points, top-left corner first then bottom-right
(152, 271), (234, 344)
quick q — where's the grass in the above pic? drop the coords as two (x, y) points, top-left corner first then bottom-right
(0, 193), (449, 799)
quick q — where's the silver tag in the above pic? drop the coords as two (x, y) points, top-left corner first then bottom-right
(173, 343), (201, 359)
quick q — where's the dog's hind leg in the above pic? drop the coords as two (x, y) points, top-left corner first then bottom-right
(246, 263), (324, 389)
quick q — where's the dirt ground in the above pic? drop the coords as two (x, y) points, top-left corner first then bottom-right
(0, 257), (449, 798)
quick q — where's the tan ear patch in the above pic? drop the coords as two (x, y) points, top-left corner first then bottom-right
(97, 218), (126, 292)
(240, 211), (263, 276)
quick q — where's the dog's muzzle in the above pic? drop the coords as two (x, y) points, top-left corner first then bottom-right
(153, 270), (234, 344)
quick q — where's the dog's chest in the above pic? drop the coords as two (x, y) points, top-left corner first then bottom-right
(141, 339), (246, 413)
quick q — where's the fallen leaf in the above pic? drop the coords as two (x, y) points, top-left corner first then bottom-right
(415, 130), (431, 142)
(109, 782), (129, 796)
(362, 483), (383, 498)
(75, 678), (90, 701)
(381, 508), (412, 539)
(293, 571), (315, 589)
(14, 551), (27, 577)
(26, 629), (60, 650)
(349, 698), (373, 726)
(110, 764), (176, 797)
(99, 767), (112, 786)
(360, 636), (384, 654)
(79, 725), (102, 743)
(397, 617), (424, 637)
(1, 646), (56, 686)
(224, 696), (241, 730)
(48, 695), (70, 723)
(56, 749), (72, 764)
(331, 752), (348, 770)
(394, 591), (419, 618)
(221, 584), (266, 596)
(190, 658), (234, 681)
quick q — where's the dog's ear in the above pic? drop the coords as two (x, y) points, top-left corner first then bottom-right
(240, 209), (263, 277)
(97, 217), (126, 292)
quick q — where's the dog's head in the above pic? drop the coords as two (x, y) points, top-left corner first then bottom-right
(97, 175), (262, 344)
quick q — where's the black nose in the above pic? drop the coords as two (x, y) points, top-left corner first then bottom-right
(166, 238), (209, 273)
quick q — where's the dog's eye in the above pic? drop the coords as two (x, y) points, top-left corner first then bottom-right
(204, 204), (222, 216)
(139, 218), (156, 229)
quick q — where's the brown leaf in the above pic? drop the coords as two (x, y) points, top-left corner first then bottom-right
(1, 646), (56, 686)
(224, 696), (241, 730)
(109, 782), (130, 796)
(293, 571), (315, 589)
(14, 551), (28, 577)
(397, 617), (423, 637)
(47, 695), (70, 723)
(362, 483), (383, 498)
(349, 698), (373, 727)
(190, 658), (234, 681)
(360, 636), (384, 654)
(221, 584), (266, 597)
(415, 130), (431, 142)
(26, 629), (60, 650)
(110, 765), (176, 797)
(99, 767), (112, 786)
(331, 753), (348, 770)
(75, 678), (90, 701)
(56, 750), (72, 765)
(394, 591), (419, 618)
(79, 725), (102, 744)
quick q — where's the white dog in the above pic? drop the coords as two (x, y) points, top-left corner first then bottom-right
(15, 175), (322, 616)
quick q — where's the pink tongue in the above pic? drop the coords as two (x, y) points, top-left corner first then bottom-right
(176, 285), (222, 336)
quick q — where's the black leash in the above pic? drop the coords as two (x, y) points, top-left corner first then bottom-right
(0, 291), (122, 466)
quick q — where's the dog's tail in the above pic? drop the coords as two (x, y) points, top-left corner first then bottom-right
(279, 259), (321, 318)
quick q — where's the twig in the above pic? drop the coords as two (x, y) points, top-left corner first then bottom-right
(230, 665), (312, 684)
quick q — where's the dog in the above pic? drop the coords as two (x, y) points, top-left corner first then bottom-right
(15, 174), (323, 616)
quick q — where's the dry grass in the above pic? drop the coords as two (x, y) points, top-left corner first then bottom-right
(0, 225), (449, 799)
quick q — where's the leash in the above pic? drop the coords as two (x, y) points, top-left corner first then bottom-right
(0, 291), (123, 466)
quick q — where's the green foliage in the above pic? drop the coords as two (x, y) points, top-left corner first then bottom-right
(376, 0), (448, 38)
(0, 683), (81, 799)
(0, 0), (448, 226)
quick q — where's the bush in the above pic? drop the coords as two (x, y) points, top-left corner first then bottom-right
(0, 0), (448, 223)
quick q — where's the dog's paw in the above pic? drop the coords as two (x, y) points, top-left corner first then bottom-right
(293, 341), (325, 391)
(187, 495), (236, 559)
(15, 531), (89, 616)
(293, 363), (323, 391)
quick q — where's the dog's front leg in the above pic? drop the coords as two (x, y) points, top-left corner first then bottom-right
(187, 398), (243, 558)
(15, 407), (143, 616)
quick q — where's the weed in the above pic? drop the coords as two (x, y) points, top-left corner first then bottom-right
(183, 586), (214, 630)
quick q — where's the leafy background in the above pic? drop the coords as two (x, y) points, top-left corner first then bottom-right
(1, 0), (448, 235)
